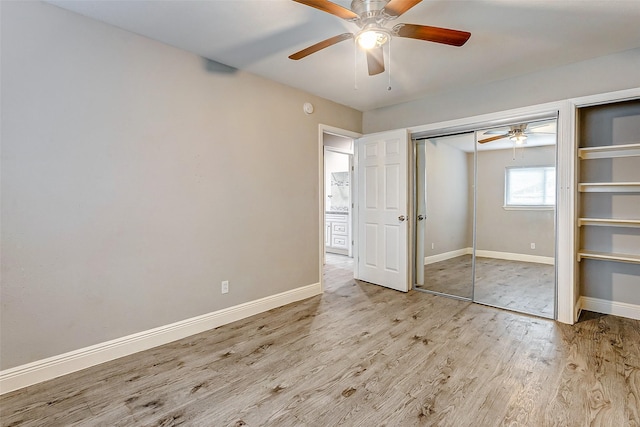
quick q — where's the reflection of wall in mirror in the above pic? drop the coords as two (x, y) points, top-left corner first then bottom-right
(424, 137), (473, 258)
(476, 145), (556, 258)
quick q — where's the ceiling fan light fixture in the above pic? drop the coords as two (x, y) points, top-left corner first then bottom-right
(356, 29), (388, 49)
(510, 134), (528, 145)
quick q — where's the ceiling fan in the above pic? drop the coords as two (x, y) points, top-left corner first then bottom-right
(478, 122), (555, 145)
(289, 0), (471, 76)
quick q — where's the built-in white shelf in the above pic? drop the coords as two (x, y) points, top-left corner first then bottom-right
(578, 218), (640, 228)
(578, 142), (640, 159)
(578, 182), (640, 193)
(577, 250), (640, 265)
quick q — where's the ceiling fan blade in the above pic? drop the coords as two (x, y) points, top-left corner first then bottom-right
(289, 33), (353, 60)
(526, 123), (557, 134)
(366, 46), (385, 76)
(383, 0), (422, 17)
(393, 23), (471, 47)
(292, 0), (359, 20)
(478, 134), (509, 144)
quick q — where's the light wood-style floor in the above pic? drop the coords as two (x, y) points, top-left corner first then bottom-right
(1, 254), (639, 426)
(418, 255), (555, 318)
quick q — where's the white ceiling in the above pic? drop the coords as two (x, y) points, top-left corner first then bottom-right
(48, 0), (640, 111)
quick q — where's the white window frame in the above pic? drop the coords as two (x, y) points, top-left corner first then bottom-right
(504, 165), (556, 210)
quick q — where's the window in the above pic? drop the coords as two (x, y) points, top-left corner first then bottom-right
(505, 166), (555, 208)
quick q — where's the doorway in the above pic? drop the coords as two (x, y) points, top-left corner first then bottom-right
(322, 131), (355, 277)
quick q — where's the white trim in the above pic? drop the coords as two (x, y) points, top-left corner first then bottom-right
(475, 250), (555, 265)
(577, 296), (640, 321)
(502, 206), (555, 211)
(568, 88), (640, 108)
(556, 100), (574, 324)
(424, 247), (473, 265)
(0, 282), (321, 395)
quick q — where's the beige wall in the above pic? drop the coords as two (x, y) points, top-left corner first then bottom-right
(363, 48), (640, 133)
(476, 145), (556, 258)
(0, 1), (361, 369)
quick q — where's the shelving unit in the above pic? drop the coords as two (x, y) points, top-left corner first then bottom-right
(578, 218), (640, 228)
(578, 182), (640, 192)
(575, 99), (640, 319)
(578, 142), (640, 159)
(577, 250), (640, 264)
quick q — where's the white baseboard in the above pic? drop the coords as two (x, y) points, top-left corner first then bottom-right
(577, 296), (640, 321)
(475, 250), (555, 265)
(425, 248), (554, 266)
(424, 247), (473, 265)
(0, 282), (321, 395)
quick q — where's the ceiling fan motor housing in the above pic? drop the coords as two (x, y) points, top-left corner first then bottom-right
(351, 0), (394, 24)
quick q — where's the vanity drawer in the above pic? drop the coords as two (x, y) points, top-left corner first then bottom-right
(332, 222), (347, 234)
(332, 235), (348, 249)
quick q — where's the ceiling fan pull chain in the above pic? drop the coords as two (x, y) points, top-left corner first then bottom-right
(387, 37), (392, 91)
(354, 40), (358, 90)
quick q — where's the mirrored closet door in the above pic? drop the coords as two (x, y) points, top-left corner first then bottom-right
(473, 119), (557, 318)
(414, 118), (558, 319)
(415, 133), (475, 299)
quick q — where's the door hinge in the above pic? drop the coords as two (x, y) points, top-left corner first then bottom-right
(351, 165), (354, 171)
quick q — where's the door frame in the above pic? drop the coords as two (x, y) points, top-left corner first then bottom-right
(319, 125), (361, 292)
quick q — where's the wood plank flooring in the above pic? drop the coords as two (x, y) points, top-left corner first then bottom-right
(1, 254), (639, 426)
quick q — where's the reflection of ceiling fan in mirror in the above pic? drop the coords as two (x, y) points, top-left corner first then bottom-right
(289, 0), (471, 76)
(478, 122), (555, 145)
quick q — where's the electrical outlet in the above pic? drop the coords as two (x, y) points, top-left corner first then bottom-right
(221, 280), (229, 294)
(530, 243), (536, 249)
(431, 243), (435, 250)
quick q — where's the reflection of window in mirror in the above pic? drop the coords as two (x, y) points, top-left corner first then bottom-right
(504, 166), (555, 209)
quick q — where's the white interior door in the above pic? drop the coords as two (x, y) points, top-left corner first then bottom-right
(356, 129), (409, 292)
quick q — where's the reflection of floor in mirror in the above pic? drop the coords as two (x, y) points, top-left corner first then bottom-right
(474, 257), (555, 318)
(417, 255), (473, 299)
(418, 255), (555, 318)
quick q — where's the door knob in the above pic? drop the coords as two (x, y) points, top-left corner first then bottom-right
(417, 214), (425, 221)
(398, 215), (406, 222)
